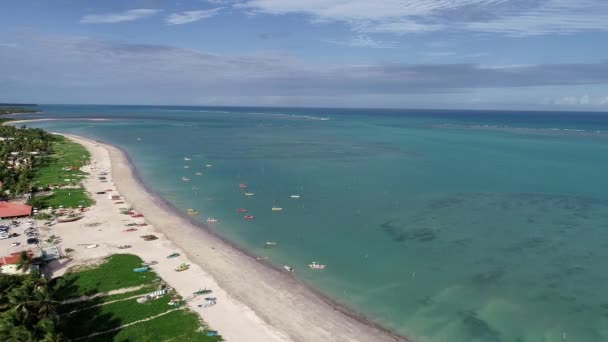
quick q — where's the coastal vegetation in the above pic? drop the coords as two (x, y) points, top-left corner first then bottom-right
(0, 124), (54, 196)
(0, 106), (38, 115)
(0, 254), (221, 341)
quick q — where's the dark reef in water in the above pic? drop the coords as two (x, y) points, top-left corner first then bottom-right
(461, 311), (501, 342)
(379, 220), (437, 244)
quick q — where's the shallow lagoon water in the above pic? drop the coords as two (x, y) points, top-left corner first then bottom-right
(20, 106), (608, 341)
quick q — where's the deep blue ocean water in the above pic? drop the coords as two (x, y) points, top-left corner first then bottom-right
(16, 105), (608, 341)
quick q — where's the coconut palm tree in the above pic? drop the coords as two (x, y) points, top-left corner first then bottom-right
(15, 251), (32, 274)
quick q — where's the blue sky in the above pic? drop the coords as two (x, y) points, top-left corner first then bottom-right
(1, 0), (608, 110)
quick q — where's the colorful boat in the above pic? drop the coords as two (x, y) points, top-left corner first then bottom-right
(236, 208), (247, 213)
(243, 215), (255, 220)
(239, 183), (248, 188)
(187, 208), (199, 215)
(133, 266), (150, 273)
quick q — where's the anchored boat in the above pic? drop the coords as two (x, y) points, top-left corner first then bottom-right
(308, 261), (327, 270)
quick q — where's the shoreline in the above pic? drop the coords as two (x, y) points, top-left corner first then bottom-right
(63, 133), (410, 342)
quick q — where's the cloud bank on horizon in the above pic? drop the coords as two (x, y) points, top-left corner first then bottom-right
(1, 0), (608, 109)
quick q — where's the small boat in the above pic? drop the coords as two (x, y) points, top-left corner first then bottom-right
(175, 263), (190, 272)
(57, 216), (84, 223)
(271, 207), (283, 211)
(133, 266), (150, 273)
(239, 183), (248, 188)
(195, 172), (202, 176)
(283, 266), (295, 273)
(124, 228), (138, 232)
(167, 252), (180, 258)
(194, 288), (212, 295)
(142, 261), (158, 266)
(187, 208), (199, 215)
(86, 244), (98, 249)
(264, 242), (277, 248)
(137, 138), (142, 141)
(236, 208), (247, 213)
(117, 244), (132, 249)
(290, 195), (301, 199)
(244, 215), (255, 220)
(205, 164), (213, 168)
(181, 177), (190, 182)
(184, 157), (191, 161)
(206, 217), (218, 223)
(308, 261), (327, 270)
(184, 165), (190, 169)
(141, 234), (158, 241)
(244, 192), (255, 196)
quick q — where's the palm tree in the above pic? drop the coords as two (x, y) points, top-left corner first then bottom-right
(15, 251), (32, 274)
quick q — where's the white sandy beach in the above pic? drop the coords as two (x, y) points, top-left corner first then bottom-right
(46, 133), (408, 342)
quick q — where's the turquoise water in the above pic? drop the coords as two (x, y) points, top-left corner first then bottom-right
(18, 106), (608, 341)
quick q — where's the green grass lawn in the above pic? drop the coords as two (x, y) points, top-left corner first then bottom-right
(58, 284), (158, 315)
(55, 254), (159, 299)
(30, 188), (94, 209)
(61, 294), (174, 339)
(33, 135), (90, 187)
(86, 310), (222, 342)
(53, 253), (222, 341)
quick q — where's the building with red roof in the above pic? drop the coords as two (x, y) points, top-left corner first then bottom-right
(0, 202), (32, 218)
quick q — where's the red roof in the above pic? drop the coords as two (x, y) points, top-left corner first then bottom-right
(0, 251), (32, 266)
(0, 202), (32, 218)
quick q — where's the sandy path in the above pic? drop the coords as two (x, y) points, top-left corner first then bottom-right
(61, 285), (147, 304)
(47, 133), (409, 342)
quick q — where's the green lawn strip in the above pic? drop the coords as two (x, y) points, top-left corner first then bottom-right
(58, 284), (159, 314)
(86, 309), (222, 342)
(62, 294), (174, 339)
(30, 188), (94, 208)
(33, 135), (90, 187)
(54, 254), (159, 299)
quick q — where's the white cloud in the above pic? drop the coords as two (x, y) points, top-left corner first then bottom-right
(80, 9), (161, 24)
(323, 35), (397, 48)
(166, 8), (223, 25)
(232, 0), (608, 36)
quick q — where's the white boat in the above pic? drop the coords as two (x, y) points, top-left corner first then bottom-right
(195, 172), (202, 176)
(86, 244), (98, 249)
(264, 241), (277, 247)
(244, 192), (255, 196)
(205, 164), (213, 168)
(271, 207), (283, 211)
(283, 265), (295, 273)
(184, 165), (190, 169)
(206, 217), (218, 223)
(308, 261), (327, 270)
(181, 177), (190, 182)
(184, 157), (191, 161)
(290, 195), (301, 199)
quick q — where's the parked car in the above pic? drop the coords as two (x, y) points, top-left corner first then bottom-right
(11, 242), (20, 247)
(26, 238), (38, 245)
(0, 235), (10, 240)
